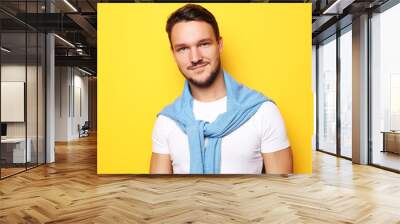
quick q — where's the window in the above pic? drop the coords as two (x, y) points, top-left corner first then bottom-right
(318, 35), (337, 154)
(339, 28), (352, 158)
(371, 2), (400, 171)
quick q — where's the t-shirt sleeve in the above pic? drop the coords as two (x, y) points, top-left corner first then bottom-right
(259, 102), (290, 153)
(151, 115), (172, 154)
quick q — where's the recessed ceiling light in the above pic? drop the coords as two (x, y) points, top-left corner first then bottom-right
(1, 47), (11, 53)
(63, 0), (78, 12)
(54, 34), (75, 48)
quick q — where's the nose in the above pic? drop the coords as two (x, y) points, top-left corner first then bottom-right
(189, 47), (202, 64)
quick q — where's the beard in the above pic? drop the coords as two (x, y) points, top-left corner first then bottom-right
(180, 59), (221, 89)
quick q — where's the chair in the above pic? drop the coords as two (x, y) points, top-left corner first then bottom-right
(79, 121), (90, 138)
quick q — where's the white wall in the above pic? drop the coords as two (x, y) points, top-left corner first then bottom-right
(55, 66), (70, 141)
(55, 67), (89, 141)
(73, 73), (89, 138)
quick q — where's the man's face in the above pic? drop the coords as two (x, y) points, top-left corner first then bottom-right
(170, 20), (223, 88)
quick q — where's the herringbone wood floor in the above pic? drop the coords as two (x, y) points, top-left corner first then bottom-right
(1, 134), (400, 224)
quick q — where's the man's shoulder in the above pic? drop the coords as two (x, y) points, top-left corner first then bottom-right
(155, 114), (179, 127)
(251, 101), (285, 127)
(256, 101), (279, 115)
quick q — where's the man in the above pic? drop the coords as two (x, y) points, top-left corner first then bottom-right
(150, 4), (292, 174)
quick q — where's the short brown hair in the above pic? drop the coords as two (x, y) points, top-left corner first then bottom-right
(166, 4), (220, 45)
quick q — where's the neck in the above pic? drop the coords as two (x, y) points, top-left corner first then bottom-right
(189, 69), (226, 102)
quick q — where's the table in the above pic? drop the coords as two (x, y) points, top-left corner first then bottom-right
(381, 131), (400, 154)
(1, 138), (31, 163)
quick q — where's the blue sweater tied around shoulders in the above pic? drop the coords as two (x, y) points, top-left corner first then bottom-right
(159, 71), (271, 174)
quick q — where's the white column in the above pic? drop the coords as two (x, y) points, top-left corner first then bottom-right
(45, 0), (56, 163)
(46, 32), (55, 163)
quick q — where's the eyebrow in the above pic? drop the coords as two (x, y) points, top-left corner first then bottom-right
(197, 38), (213, 43)
(173, 43), (187, 50)
(173, 38), (214, 50)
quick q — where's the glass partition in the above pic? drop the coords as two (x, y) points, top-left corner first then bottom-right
(26, 0), (43, 169)
(339, 27), (352, 158)
(317, 35), (337, 155)
(371, 3), (400, 171)
(0, 1), (46, 179)
(38, 32), (45, 165)
(27, 30), (38, 169)
(1, 30), (28, 177)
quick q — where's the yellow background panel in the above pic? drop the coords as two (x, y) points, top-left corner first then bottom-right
(98, 3), (312, 174)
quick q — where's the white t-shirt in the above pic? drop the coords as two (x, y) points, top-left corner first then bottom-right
(152, 97), (290, 174)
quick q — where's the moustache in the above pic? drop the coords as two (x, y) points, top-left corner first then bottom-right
(187, 61), (209, 70)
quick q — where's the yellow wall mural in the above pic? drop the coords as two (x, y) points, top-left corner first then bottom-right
(98, 3), (312, 174)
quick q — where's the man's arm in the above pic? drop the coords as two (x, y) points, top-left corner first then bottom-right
(150, 115), (173, 174)
(150, 153), (173, 174)
(262, 147), (293, 174)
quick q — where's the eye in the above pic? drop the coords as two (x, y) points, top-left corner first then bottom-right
(177, 47), (188, 53)
(200, 42), (210, 47)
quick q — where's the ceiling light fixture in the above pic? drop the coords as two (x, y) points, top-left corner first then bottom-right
(322, 0), (355, 15)
(78, 67), (93, 76)
(63, 0), (78, 12)
(1, 47), (11, 53)
(54, 34), (75, 48)
(76, 48), (85, 55)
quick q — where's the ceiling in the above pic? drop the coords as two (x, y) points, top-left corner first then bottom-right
(311, 0), (390, 43)
(1, 0), (97, 73)
(0, 0), (395, 74)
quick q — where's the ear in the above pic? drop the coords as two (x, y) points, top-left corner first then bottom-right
(218, 36), (223, 53)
